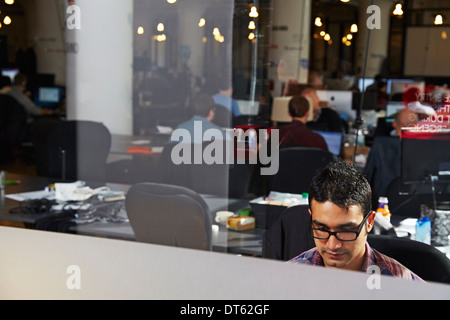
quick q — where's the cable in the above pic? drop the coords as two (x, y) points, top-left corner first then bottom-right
(353, 0), (375, 164)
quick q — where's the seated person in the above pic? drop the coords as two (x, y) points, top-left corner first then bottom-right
(278, 94), (329, 151)
(172, 93), (227, 144)
(0, 73), (53, 120)
(288, 158), (423, 281)
(364, 109), (418, 202)
(212, 78), (241, 117)
(301, 85), (345, 133)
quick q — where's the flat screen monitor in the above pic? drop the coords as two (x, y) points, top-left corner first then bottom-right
(237, 100), (260, 116)
(386, 101), (404, 118)
(1, 68), (19, 83)
(314, 130), (343, 156)
(271, 97), (293, 123)
(386, 79), (414, 95)
(34, 87), (63, 108)
(358, 78), (375, 92)
(352, 91), (378, 110)
(316, 90), (356, 121)
(401, 129), (450, 194)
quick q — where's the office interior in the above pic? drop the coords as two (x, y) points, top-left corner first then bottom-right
(0, 0), (450, 296)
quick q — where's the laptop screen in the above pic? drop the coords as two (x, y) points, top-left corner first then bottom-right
(34, 87), (63, 108)
(314, 131), (343, 156)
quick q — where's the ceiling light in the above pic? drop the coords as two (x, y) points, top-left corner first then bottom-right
(198, 18), (205, 28)
(157, 23), (164, 32)
(248, 21), (256, 30)
(435, 14), (444, 25)
(3, 16), (11, 25)
(350, 24), (358, 33)
(167, 0), (176, 4)
(137, 26), (144, 35)
(249, 6), (259, 18)
(315, 17), (323, 27)
(5, 0), (14, 5)
(323, 33), (331, 41)
(248, 32), (255, 40)
(393, 3), (403, 16)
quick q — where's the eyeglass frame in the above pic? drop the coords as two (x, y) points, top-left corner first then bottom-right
(310, 211), (374, 242)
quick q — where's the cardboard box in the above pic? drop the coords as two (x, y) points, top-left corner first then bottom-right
(226, 216), (255, 231)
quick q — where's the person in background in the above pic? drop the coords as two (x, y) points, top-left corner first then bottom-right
(278, 94), (329, 151)
(172, 93), (227, 144)
(364, 109), (418, 203)
(212, 78), (241, 117)
(288, 159), (423, 281)
(301, 85), (345, 133)
(0, 73), (53, 119)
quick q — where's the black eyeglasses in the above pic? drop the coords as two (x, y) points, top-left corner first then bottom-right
(310, 212), (373, 242)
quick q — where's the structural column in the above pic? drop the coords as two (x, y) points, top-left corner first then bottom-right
(65, 0), (133, 135)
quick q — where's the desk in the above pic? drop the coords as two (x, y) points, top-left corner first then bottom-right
(110, 133), (170, 156)
(0, 173), (262, 256)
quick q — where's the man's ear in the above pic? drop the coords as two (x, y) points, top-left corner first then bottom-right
(366, 211), (376, 232)
(308, 208), (312, 216)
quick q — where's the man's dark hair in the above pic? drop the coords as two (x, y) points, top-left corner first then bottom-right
(191, 93), (216, 118)
(288, 95), (310, 118)
(309, 158), (372, 217)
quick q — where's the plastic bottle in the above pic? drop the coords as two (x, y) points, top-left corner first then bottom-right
(376, 197), (391, 223)
(415, 216), (431, 245)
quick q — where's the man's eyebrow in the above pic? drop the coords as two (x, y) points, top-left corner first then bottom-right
(312, 219), (359, 229)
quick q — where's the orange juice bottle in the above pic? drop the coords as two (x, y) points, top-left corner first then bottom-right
(376, 197), (391, 222)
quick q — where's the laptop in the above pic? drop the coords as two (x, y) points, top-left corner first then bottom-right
(314, 130), (343, 156)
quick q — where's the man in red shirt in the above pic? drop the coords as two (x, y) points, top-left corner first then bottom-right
(278, 95), (329, 151)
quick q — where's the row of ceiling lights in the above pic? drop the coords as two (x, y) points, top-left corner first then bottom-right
(137, 4), (260, 43)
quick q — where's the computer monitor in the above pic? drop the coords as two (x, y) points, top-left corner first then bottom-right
(386, 101), (404, 118)
(390, 80), (425, 100)
(352, 91), (378, 111)
(237, 100), (260, 116)
(34, 87), (63, 109)
(314, 130), (343, 156)
(1, 68), (19, 83)
(358, 77), (375, 92)
(316, 90), (356, 121)
(400, 128), (450, 194)
(386, 79), (414, 95)
(271, 97), (293, 123)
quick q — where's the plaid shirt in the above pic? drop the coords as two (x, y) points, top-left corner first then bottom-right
(288, 242), (424, 281)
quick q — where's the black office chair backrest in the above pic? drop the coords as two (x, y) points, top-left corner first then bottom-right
(126, 182), (212, 251)
(367, 234), (450, 284)
(271, 147), (337, 194)
(0, 94), (27, 147)
(262, 205), (315, 261)
(212, 104), (232, 128)
(31, 120), (111, 182)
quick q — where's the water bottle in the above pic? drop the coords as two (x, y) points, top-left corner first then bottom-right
(415, 216), (431, 245)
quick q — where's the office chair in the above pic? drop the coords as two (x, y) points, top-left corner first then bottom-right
(262, 205), (315, 261)
(270, 147), (337, 195)
(158, 141), (253, 198)
(367, 234), (450, 284)
(0, 94), (27, 161)
(31, 120), (111, 182)
(212, 104), (232, 128)
(126, 182), (213, 251)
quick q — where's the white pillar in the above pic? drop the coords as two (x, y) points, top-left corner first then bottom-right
(269, 0), (311, 96)
(65, 0), (133, 135)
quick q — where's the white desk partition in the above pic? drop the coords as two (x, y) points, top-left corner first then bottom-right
(0, 226), (449, 300)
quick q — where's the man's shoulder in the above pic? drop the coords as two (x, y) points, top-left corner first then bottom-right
(287, 247), (319, 265)
(371, 247), (424, 281)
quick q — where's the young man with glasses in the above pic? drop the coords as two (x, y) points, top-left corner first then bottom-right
(288, 159), (423, 281)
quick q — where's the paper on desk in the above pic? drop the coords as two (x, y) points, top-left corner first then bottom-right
(5, 190), (55, 202)
(250, 191), (308, 207)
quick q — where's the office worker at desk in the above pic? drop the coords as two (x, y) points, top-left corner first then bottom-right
(172, 93), (227, 144)
(301, 85), (345, 133)
(288, 159), (423, 281)
(278, 95), (329, 151)
(0, 73), (53, 118)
